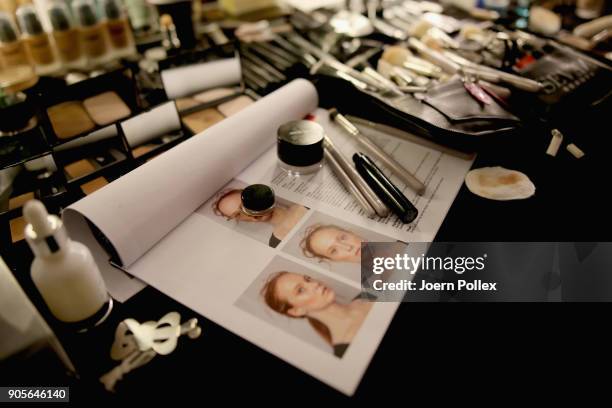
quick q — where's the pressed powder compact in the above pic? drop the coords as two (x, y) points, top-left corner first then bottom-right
(277, 120), (325, 175)
(182, 108), (225, 134)
(176, 90), (254, 134)
(217, 95), (254, 117)
(47, 101), (95, 139)
(80, 176), (108, 195)
(64, 158), (96, 179)
(193, 88), (238, 103)
(131, 145), (156, 158)
(83, 91), (131, 125)
(8, 192), (34, 210)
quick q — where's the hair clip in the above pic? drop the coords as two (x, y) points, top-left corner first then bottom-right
(99, 312), (201, 392)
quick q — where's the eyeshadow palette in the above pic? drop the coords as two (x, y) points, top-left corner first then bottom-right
(80, 177), (109, 195)
(40, 70), (139, 145)
(177, 89), (255, 134)
(47, 101), (96, 139)
(8, 192), (34, 210)
(83, 91), (132, 126)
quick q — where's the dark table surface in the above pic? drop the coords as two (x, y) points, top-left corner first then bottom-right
(3, 90), (611, 403)
(3, 4), (612, 395)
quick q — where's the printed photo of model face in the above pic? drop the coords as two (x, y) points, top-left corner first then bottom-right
(270, 273), (336, 317)
(203, 182), (309, 248)
(258, 266), (373, 358)
(301, 225), (364, 263)
(213, 189), (273, 222)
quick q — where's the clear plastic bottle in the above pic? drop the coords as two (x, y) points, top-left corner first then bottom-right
(101, 0), (136, 57)
(0, 11), (37, 93)
(0, 11), (31, 68)
(124, 0), (155, 34)
(16, 5), (61, 75)
(24, 200), (112, 326)
(72, 0), (109, 65)
(47, 1), (85, 68)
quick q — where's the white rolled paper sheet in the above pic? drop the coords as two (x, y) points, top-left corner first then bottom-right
(121, 102), (181, 148)
(161, 56), (242, 99)
(63, 79), (319, 301)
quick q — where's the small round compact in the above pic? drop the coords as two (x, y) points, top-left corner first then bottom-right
(240, 184), (275, 217)
(277, 120), (325, 176)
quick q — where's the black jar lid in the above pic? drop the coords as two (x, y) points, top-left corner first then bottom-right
(277, 120), (324, 167)
(0, 93), (35, 134)
(241, 184), (275, 216)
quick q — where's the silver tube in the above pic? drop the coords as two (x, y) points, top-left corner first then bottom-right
(331, 110), (427, 195)
(324, 136), (389, 217)
(324, 149), (377, 218)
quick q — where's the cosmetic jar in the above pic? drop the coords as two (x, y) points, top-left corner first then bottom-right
(277, 120), (324, 176)
(241, 184), (275, 217)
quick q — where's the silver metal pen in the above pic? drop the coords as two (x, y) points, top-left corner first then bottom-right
(346, 115), (476, 160)
(324, 149), (377, 218)
(324, 136), (389, 217)
(330, 109), (427, 195)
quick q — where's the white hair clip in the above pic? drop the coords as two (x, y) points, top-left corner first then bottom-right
(100, 312), (201, 392)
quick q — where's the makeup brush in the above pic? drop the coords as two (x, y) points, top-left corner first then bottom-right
(361, 67), (403, 96)
(390, 46), (440, 72)
(242, 59), (278, 84)
(272, 35), (317, 67)
(407, 38), (461, 75)
(409, 20), (460, 49)
(256, 41), (299, 65)
(241, 49), (286, 81)
(377, 59), (430, 88)
(381, 46), (443, 78)
(249, 44), (292, 70)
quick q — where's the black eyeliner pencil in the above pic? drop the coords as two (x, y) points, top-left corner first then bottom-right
(353, 152), (418, 224)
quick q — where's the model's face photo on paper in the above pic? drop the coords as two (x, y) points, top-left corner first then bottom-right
(276, 273), (336, 316)
(217, 190), (272, 222)
(311, 227), (363, 263)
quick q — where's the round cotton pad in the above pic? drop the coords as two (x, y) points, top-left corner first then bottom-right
(465, 166), (535, 201)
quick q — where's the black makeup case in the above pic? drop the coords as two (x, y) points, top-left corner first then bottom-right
(316, 75), (522, 153)
(511, 43), (612, 119)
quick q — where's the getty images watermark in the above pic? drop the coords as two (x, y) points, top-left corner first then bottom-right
(360, 242), (503, 302)
(371, 252), (496, 291)
(362, 242), (612, 302)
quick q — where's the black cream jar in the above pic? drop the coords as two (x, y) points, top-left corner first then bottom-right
(277, 120), (324, 176)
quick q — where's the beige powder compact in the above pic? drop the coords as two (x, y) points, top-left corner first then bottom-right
(47, 101), (95, 139)
(83, 91), (131, 126)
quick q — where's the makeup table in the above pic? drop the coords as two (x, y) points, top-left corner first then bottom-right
(2, 1), (612, 402)
(2, 88), (610, 402)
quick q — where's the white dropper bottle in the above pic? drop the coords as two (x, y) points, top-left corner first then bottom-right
(24, 200), (111, 325)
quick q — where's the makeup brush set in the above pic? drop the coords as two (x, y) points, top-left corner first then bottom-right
(2, 0), (611, 250)
(236, 0), (611, 151)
